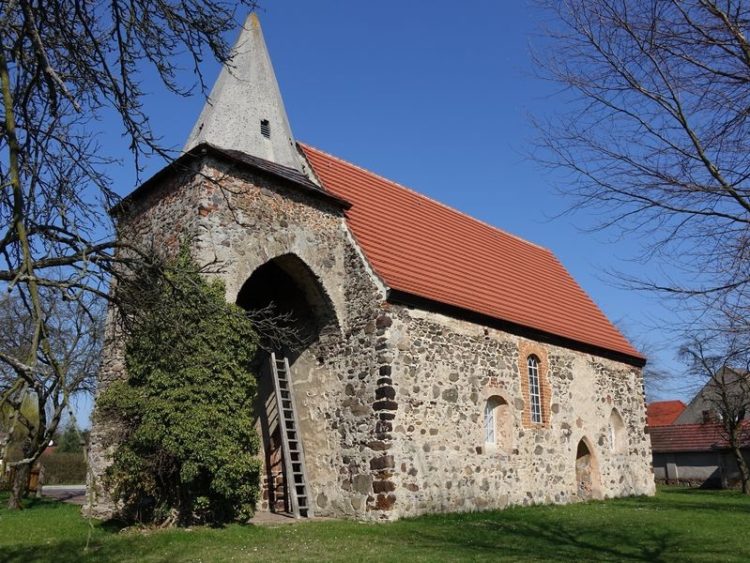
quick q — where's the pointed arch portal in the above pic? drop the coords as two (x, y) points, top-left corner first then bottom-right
(236, 253), (337, 514)
(575, 438), (602, 501)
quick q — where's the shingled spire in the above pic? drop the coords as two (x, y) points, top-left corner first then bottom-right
(184, 14), (306, 173)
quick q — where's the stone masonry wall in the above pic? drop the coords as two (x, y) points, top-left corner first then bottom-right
(190, 157), (396, 519)
(368, 305), (655, 517)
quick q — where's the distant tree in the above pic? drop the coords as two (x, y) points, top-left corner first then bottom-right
(0, 293), (101, 507)
(98, 248), (261, 526)
(681, 331), (750, 494)
(57, 422), (83, 454)
(534, 1), (750, 327)
(0, 1), (257, 510)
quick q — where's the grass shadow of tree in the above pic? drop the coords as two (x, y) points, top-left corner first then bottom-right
(398, 518), (678, 562)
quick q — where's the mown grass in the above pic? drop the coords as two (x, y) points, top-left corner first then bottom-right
(0, 487), (748, 562)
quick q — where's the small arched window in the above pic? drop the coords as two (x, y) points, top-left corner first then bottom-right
(527, 355), (543, 424)
(609, 409), (627, 453)
(484, 400), (496, 444)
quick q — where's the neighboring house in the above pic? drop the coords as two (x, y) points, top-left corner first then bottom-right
(650, 422), (750, 488)
(649, 369), (750, 488)
(646, 400), (685, 427)
(87, 14), (655, 521)
(675, 367), (748, 425)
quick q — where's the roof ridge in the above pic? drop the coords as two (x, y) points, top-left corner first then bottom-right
(298, 142), (549, 252)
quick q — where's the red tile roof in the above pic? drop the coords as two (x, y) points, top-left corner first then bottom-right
(649, 422), (749, 453)
(646, 400), (686, 427)
(300, 143), (644, 363)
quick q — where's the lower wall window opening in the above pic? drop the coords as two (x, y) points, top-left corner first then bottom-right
(485, 400), (495, 444)
(484, 395), (513, 452)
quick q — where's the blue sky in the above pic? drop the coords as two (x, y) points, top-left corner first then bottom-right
(77, 0), (690, 426)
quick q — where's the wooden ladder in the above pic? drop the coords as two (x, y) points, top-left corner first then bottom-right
(269, 352), (313, 518)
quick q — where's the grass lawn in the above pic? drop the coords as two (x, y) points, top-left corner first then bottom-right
(0, 487), (748, 562)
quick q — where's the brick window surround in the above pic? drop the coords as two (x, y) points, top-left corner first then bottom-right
(518, 341), (552, 428)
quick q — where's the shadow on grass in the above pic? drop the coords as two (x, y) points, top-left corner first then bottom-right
(638, 487), (750, 513)
(2, 489), (750, 562)
(0, 536), (173, 563)
(397, 518), (679, 562)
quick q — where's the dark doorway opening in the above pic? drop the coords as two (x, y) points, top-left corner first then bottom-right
(236, 254), (336, 514)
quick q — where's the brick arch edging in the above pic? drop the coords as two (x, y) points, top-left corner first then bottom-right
(517, 340), (552, 428)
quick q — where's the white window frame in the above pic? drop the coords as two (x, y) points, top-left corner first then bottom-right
(485, 400), (496, 444)
(528, 356), (543, 424)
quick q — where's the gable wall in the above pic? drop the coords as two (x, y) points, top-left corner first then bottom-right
(189, 157), (394, 519)
(675, 370), (748, 425)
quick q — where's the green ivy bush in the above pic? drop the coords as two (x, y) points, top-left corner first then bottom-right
(99, 248), (261, 525)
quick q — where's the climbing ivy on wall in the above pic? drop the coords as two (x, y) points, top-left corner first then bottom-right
(99, 247), (261, 525)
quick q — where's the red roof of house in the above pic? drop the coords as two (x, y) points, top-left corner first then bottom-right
(647, 400), (686, 427)
(300, 143), (643, 363)
(649, 422), (749, 453)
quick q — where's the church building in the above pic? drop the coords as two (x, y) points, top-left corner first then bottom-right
(87, 14), (655, 521)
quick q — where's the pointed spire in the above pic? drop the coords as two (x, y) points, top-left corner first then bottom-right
(184, 14), (306, 173)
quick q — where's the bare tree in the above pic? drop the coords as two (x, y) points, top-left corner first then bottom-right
(0, 293), (102, 507)
(681, 331), (750, 493)
(534, 0), (750, 316)
(0, 1), (256, 508)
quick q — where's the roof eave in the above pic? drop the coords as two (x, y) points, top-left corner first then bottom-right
(110, 142), (351, 216)
(386, 288), (647, 368)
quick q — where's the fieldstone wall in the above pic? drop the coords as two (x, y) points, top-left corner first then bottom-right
(88, 153), (655, 522)
(370, 306), (655, 517)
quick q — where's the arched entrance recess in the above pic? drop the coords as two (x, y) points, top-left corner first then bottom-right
(236, 254), (338, 514)
(575, 438), (602, 501)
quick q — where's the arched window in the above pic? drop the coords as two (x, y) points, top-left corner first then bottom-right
(609, 409), (627, 453)
(484, 400), (496, 444)
(527, 355), (543, 424)
(484, 395), (513, 452)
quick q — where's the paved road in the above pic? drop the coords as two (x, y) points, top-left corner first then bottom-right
(42, 484), (86, 505)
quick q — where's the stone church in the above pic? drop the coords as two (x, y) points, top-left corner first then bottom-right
(87, 14), (655, 521)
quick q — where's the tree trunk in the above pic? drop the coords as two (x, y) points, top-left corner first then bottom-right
(7, 463), (30, 509)
(732, 443), (750, 495)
